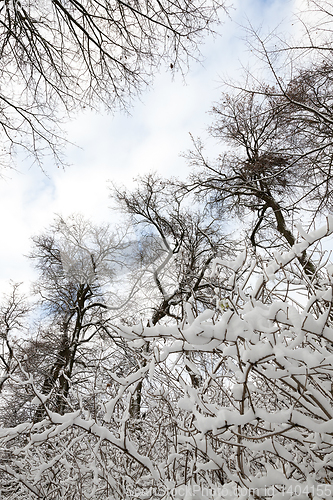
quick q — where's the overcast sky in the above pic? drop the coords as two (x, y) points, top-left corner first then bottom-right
(0, 0), (295, 293)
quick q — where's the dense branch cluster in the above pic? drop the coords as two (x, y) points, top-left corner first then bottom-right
(2, 217), (333, 498)
(0, 0), (225, 166)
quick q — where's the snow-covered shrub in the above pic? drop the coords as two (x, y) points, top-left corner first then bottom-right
(2, 218), (333, 499)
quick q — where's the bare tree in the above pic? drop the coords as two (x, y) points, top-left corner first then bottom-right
(6, 215), (138, 421)
(113, 173), (233, 324)
(183, 86), (333, 275)
(0, 0), (227, 168)
(0, 283), (28, 394)
(113, 173), (234, 418)
(170, 1), (333, 268)
(227, 0), (333, 224)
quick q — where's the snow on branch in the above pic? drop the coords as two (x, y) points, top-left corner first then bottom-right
(2, 218), (333, 497)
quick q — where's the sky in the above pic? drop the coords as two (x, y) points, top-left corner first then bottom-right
(0, 0), (295, 294)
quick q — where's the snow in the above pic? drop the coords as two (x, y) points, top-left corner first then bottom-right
(4, 218), (333, 498)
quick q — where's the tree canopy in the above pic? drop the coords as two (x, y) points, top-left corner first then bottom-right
(0, 0), (226, 167)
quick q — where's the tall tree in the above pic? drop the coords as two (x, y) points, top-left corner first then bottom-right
(184, 86), (333, 275)
(113, 173), (233, 418)
(1, 215), (138, 424)
(0, 283), (28, 395)
(234, 0), (333, 224)
(113, 173), (232, 324)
